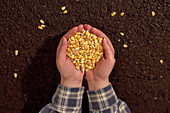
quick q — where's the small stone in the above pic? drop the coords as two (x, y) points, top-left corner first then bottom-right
(154, 97), (158, 100)
(118, 39), (121, 42)
(143, 71), (147, 74)
(135, 61), (139, 65)
(160, 75), (163, 78)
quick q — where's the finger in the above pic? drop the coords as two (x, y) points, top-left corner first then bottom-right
(90, 27), (115, 54)
(64, 26), (78, 39)
(78, 24), (84, 32)
(84, 24), (92, 31)
(57, 37), (63, 58)
(103, 37), (113, 61)
(58, 37), (67, 61)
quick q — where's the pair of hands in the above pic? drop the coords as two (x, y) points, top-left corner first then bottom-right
(56, 24), (116, 91)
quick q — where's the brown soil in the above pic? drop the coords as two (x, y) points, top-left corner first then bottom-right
(0, 0), (169, 113)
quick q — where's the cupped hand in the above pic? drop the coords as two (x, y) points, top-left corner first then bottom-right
(56, 24), (84, 88)
(84, 24), (116, 90)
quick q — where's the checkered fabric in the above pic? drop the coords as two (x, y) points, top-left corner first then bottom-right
(40, 84), (85, 113)
(87, 83), (131, 113)
(40, 83), (131, 113)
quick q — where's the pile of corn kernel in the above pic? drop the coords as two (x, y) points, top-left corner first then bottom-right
(66, 29), (103, 72)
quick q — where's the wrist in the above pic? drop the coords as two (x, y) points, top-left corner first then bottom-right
(87, 79), (110, 91)
(60, 80), (82, 88)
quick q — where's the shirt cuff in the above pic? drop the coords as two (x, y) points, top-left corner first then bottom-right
(52, 84), (85, 112)
(87, 83), (118, 111)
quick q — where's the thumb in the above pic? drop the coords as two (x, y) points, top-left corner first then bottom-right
(103, 38), (113, 61)
(58, 37), (67, 61)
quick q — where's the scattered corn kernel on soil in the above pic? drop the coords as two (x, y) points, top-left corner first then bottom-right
(0, 0), (169, 113)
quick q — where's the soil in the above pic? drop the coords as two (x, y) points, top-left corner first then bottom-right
(0, 0), (170, 113)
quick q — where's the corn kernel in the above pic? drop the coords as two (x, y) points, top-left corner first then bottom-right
(120, 32), (124, 36)
(41, 24), (46, 28)
(123, 44), (128, 48)
(40, 19), (45, 24)
(111, 12), (116, 16)
(76, 65), (80, 69)
(160, 59), (163, 64)
(14, 73), (17, 78)
(120, 12), (125, 16)
(61, 6), (66, 10)
(38, 26), (43, 30)
(15, 50), (19, 56)
(63, 10), (68, 14)
(152, 11), (155, 16)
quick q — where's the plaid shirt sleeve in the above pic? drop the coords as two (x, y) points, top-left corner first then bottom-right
(87, 83), (131, 113)
(39, 84), (85, 113)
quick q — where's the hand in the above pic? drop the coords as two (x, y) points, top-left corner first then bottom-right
(56, 24), (84, 88)
(84, 24), (116, 90)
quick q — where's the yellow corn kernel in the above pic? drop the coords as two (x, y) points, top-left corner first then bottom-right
(71, 36), (75, 41)
(76, 65), (80, 69)
(67, 48), (71, 51)
(75, 47), (79, 50)
(85, 30), (90, 36)
(120, 12), (125, 16)
(160, 59), (163, 64)
(66, 52), (69, 56)
(88, 66), (93, 69)
(63, 10), (68, 14)
(61, 6), (66, 11)
(41, 24), (46, 28)
(73, 45), (77, 48)
(120, 32), (124, 36)
(93, 63), (95, 67)
(111, 12), (116, 16)
(69, 45), (74, 48)
(73, 60), (76, 64)
(88, 56), (92, 59)
(40, 19), (45, 24)
(14, 73), (17, 78)
(15, 50), (19, 56)
(123, 44), (128, 48)
(152, 11), (155, 16)
(70, 55), (75, 59)
(92, 59), (95, 63)
(98, 38), (103, 43)
(38, 26), (43, 30)
(81, 68), (85, 72)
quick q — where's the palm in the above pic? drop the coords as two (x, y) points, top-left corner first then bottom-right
(63, 58), (84, 80)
